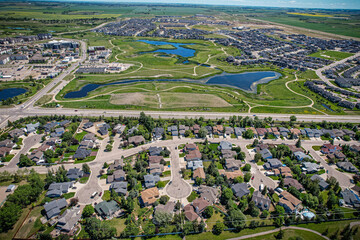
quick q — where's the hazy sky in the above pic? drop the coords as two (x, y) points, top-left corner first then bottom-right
(55, 0), (360, 9)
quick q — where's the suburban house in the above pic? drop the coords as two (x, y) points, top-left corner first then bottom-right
(212, 125), (223, 135)
(280, 166), (293, 178)
(231, 183), (250, 198)
(110, 182), (128, 196)
(302, 162), (321, 173)
(29, 151), (45, 164)
(225, 159), (242, 171)
(337, 161), (358, 173)
(263, 158), (282, 170)
(283, 178), (304, 191)
(107, 169), (126, 183)
(44, 198), (67, 219)
(144, 174), (160, 188)
(149, 146), (163, 156)
(341, 189), (360, 207)
(219, 169), (244, 180)
(66, 168), (84, 181)
(46, 182), (73, 198)
(184, 204), (200, 221)
(128, 135), (145, 146)
(83, 121), (93, 129)
(57, 207), (81, 232)
(167, 125), (178, 136)
(218, 141), (232, 150)
(95, 200), (121, 219)
(279, 191), (302, 213)
(259, 149), (273, 159)
(149, 155), (164, 164)
(149, 163), (164, 175)
(252, 191), (271, 210)
(198, 185), (219, 204)
(153, 127), (165, 140)
(113, 124), (126, 134)
(26, 122), (40, 133)
(321, 144), (342, 154)
(311, 175), (329, 190)
(193, 167), (206, 180)
(187, 160), (203, 170)
(73, 148), (91, 160)
(140, 187), (160, 206)
(154, 201), (176, 216)
(294, 151), (311, 161)
(8, 128), (24, 138)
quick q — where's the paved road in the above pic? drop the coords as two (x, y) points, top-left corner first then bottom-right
(315, 52), (360, 87)
(2, 135), (358, 204)
(239, 142), (277, 191)
(164, 146), (192, 200)
(228, 226), (329, 240)
(304, 144), (353, 189)
(7, 134), (43, 168)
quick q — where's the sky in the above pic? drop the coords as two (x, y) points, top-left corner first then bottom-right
(47, 0), (360, 10)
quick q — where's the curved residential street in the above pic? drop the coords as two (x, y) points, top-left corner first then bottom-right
(164, 146), (192, 200)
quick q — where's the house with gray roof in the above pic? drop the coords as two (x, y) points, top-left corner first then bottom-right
(26, 122), (40, 133)
(263, 158), (282, 170)
(302, 162), (321, 173)
(337, 161), (358, 173)
(294, 151), (311, 161)
(341, 189), (360, 207)
(252, 191), (271, 210)
(218, 141), (232, 150)
(144, 174), (160, 188)
(46, 182), (73, 198)
(310, 174), (329, 190)
(198, 185), (219, 204)
(110, 181), (128, 196)
(57, 207), (81, 232)
(95, 200), (121, 219)
(153, 127), (165, 140)
(259, 148), (273, 160)
(167, 125), (178, 136)
(83, 121), (93, 129)
(154, 201), (176, 216)
(107, 169), (126, 183)
(44, 198), (67, 219)
(66, 168), (84, 181)
(187, 160), (203, 170)
(231, 183), (250, 198)
(73, 148), (91, 160)
(234, 127), (245, 137)
(149, 146), (162, 156)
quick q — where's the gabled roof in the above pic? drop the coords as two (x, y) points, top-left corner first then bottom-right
(231, 183), (250, 198)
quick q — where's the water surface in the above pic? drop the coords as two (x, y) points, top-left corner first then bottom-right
(0, 88), (27, 101)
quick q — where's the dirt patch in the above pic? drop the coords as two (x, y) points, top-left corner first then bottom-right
(110, 93), (158, 108)
(160, 93), (232, 108)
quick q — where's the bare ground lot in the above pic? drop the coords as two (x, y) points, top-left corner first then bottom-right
(160, 92), (232, 108)
(110, 92), (159, 108)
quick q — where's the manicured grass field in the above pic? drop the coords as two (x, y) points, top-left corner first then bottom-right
(309, 50), (354, 61)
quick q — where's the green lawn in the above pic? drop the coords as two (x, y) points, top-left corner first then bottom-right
(247, 228), (327, 240)
(3, 154), (15, 162)
(312, 146), (321, 151)
(186, 227), (276, 240)
(102, 190), (111, 201)
(205, 212), (224, 230)
(309, 50), (354, 61)
(62, 192), (75, 199)
(79, 176), (89, 184)
(74, 156), (96, 164)
(106, 217), (127, 236)
(187, 191), (199, 202)
(74, 131), (88, 142)
(298, 220), (360, 239)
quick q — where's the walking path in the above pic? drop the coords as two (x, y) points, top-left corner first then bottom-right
(228, 226), (330, 240)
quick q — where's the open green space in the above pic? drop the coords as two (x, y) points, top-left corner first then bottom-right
(309, 50), (354, 61)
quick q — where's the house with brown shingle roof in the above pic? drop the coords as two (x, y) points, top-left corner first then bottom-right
(279, 190), (302, 212)
(193, 167), (205, 180)
(219, 169), (243, 180)
(140, 187), (159, 206)
(284, 178), (304, 191)
(184, 204), (199, 221)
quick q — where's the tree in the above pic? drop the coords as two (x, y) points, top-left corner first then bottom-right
(243, 163), (251, 172)
(260, 209), (269, 218)
(295, 138), (301, 148)
(203, 206), (214, 218)
(19, 154), (33, 167)
(159, 195), (169, 205)
(62, 131), (73, 141)
(84, 218), (116, 240)
(184, 130), (192, 137)
(106, 144), (113, 152)
(249, 220), (259, 229)
(243, 129), (254, 139)
(82, 164), (90, 174)
(254, 153), (262, 163)
(248, 201), (260, 217)
(122, 222), (139, 237)
(82, 204), (95, 218)
(0, 202), (22, 232)
(198, 127), (208, 138)
(244, 172), (251, 182)
(212, 221), (225, 235)
(327, 192), (337, 210)
(103, 162), (109, 168)
(38, 233), (52, 240)
(290, 115), (297, 122)
(153, 211), (173, 226)
(225, 209), (246, 230)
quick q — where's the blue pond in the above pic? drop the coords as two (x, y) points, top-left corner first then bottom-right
(64, 71), (281, 99)
(138, 40), (196, 58)
(206, 71), (281, 91)
(0, 88), (27, 101)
